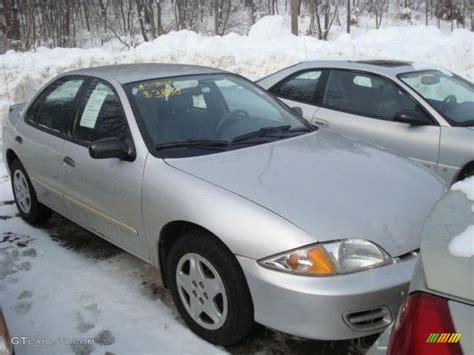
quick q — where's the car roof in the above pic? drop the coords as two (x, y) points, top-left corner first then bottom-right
(293, 59), (420, 77)
(67, 63), (227, 84)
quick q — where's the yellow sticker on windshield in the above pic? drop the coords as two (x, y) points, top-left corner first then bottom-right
(137, 81), (181, 99)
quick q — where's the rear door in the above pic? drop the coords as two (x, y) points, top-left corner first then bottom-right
(14, 76), (86, 210)
(315, 70), (441, 170)
(61, 78), (145, 254)
(269, 69), (327, 123)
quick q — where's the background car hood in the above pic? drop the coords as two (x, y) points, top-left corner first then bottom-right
(166, 130), (445, 257)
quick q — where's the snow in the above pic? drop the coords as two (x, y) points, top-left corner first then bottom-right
(0, 181), (225, 355)
(448, 177), (474, 258)
(451, 176), (474, 201)
(0, 16), (473, 126)
(448, 225), (474, 258)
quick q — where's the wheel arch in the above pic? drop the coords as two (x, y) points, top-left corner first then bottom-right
(158, 221), (231, 288)
(6, 149), (20, 172)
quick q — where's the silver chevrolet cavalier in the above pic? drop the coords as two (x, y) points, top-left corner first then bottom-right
(258, 60), (474, 185)
(2, 64), (445, 345)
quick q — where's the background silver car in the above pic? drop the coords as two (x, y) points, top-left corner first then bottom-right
(2, 64), (444, 345)
(257, 60), (474, 185)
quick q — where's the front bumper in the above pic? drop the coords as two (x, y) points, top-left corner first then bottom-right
(237, 253), (418, 340)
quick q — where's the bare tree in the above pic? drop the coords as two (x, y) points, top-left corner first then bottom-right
(291, 0), (298, 34)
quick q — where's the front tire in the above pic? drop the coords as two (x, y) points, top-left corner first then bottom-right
(167, 230), (254, 345)
(11, 159), (51, 225)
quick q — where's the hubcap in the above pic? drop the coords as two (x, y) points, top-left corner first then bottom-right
(176, 253), (228, 330)
(13, 170), (31, 214)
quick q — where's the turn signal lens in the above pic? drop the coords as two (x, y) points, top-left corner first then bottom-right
(260, 245), (335, 276)
(307, 247), (334, 274)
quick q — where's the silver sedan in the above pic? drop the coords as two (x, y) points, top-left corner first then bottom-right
(2, 64), (444, 345)
(257, 60), (474, 185)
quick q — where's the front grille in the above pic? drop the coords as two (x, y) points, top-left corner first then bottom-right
(343, 306), (392, 331)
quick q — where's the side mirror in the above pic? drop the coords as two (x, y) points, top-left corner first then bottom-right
(89, 137), (135, 161)
(393, 110), (432, 126)
(291, 106), (304, 116)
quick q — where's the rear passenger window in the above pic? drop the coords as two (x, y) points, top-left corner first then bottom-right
(74, 79), (128, 143)
(28, 77), (84, 133)
(271, 70), (323, 104)
(323, 70), (419, 121)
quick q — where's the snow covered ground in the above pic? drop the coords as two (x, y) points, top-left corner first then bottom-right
(0, 176), (225, 355)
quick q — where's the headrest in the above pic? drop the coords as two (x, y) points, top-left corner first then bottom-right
(167, 90), (194, 112)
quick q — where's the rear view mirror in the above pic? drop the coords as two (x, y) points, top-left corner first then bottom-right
(421, 76), (440, 85)
(89, 137), (135, 161)
(393, 110), (432, 126)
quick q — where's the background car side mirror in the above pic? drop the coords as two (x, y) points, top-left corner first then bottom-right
(89, 137), (135, 161)
(393, 110), (432, 126)
(291, 106), (304, 116)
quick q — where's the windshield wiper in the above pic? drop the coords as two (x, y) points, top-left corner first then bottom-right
(458, 120), (474, 127)
(155, 139), (229, 151)
(231, 125), (292, 143)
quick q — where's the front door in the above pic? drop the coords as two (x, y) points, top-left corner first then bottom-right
(316, 69), (441, 170)
(61, 78), (145, 254)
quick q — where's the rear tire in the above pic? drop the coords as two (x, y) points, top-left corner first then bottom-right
(11, 159), (51, 225)
(166, 230), (254, 345)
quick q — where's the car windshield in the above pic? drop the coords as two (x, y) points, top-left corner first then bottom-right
(125, 74), (313, 157)
(398, 70), (474, 126)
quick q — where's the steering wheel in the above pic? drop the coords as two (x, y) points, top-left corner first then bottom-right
(215, 109), (250, 137)
(439, 95), (457, 112)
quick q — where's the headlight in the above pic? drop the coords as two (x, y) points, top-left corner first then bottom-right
(259, 239), (391, 276)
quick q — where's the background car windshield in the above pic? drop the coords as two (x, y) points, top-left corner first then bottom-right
(126, 74), (308, 146)
(398, 70), (474, 126)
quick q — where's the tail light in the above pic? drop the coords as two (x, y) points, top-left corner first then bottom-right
(387, 292), (462, 355)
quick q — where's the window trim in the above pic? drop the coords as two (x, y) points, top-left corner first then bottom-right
(269, 69), (328, 106)
(70, 77), (135, 148)
(321, 68), (438, 125)
(24, 75), (90, 139)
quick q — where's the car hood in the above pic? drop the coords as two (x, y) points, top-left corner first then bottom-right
(166, 130), (445, 257)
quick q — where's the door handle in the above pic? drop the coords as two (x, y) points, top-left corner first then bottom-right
(63, 156), (75, 167)
(313, 118), (330, 128)
(15, 136), (22, 144)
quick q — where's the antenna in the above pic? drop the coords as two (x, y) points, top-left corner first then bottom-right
(1, 54), (11, 107)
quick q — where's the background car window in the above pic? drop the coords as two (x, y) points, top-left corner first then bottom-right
(324, 70), (419, 121)
(30, 78), (84, 133)
(399, 70), (474, 125)
(74, 79), (128, 143)
(271, 70), (322, 103)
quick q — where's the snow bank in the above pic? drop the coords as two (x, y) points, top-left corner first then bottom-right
(0, 16), (473, 120)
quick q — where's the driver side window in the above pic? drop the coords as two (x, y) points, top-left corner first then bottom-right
(324, 70), (422, 121)
(74, 79), (128, 143)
